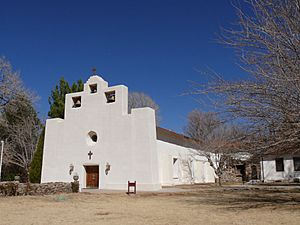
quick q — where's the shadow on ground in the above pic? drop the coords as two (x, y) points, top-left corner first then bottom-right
(180, 186), (300, 211)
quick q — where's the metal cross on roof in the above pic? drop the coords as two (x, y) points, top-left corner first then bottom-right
(92, 67), (97, 75)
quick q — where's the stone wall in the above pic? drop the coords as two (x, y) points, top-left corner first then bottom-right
(221, 168), (243, 183)
(0, 182), (74, 196)
(220, 162), (261, 183)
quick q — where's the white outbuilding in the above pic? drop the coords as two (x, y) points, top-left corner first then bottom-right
(41, 75), (215, 191)
(261, 155), (300, 182)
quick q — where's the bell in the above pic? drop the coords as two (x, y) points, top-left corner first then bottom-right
(110, 95), (115, 101)
(75, 99), (81, 106)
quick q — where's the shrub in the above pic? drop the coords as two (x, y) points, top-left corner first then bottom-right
(71, 181), (79, 193)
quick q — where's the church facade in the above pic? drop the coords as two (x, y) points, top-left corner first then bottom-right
(41, 75), (215, 191)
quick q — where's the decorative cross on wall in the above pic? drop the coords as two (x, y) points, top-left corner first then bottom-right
(88, 151), (93, 160)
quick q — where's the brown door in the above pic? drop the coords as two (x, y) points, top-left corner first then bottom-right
(85, 166), (99, 188)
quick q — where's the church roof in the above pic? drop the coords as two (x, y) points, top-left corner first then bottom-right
(156, 127), (198, 149)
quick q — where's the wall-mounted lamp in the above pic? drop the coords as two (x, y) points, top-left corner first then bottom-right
(105, 162), (111, 175)
(69, 164), (74, 175)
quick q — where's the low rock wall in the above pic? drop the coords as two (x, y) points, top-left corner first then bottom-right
(221, 169), (243, 183)
(0, 182), (74, 196)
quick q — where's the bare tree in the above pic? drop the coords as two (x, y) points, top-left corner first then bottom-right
(0, 57), (25, 111)
(128, 92), (161, 125)
(193, 0), (300, 155)
(1, 96), (41, 182)
(0, 57), (41, 182)
(180, 156), (195, 184)
(4, 118), (40, 181)
(184, 110), (241, 185)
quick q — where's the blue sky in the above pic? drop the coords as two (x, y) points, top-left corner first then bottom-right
(0, 0), (246, 133)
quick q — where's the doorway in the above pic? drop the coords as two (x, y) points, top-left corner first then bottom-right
(251, 165), (258, 179)
(85, 165), (99, 188)
(236, 164), (246, 182)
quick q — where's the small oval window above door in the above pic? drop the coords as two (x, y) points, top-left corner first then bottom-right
(87, 131), (98, 146)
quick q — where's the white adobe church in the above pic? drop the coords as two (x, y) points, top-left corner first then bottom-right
(41, 75), (215, 191)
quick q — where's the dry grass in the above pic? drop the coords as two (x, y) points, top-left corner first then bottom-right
(0, 185), (299, 225)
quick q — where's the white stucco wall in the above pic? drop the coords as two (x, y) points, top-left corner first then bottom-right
(41, 76), (161, 191)
(157, 140), (215, 186)
(261, 155), (300, 181)
(41, 75), (217, 191)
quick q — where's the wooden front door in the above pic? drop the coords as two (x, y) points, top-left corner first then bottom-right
(85, 166), (99, 188)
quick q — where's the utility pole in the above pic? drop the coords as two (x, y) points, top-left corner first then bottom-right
(0, 140), (4, 182)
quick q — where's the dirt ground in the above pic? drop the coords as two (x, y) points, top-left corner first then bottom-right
(0, 185), (300, 225)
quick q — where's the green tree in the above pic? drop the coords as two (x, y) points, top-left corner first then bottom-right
(48, 77), (83, 119)
(29, 77), (83, 183)
(29, 127), (45, 183)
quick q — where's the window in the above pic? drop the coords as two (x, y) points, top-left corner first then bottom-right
(105, 91), (116, 103)
(293, 157), (300, 171)
(275, 158), (284, 172)
(89, 132), (97, 142)
(173, 158), (179, 179)
(87, 131), (98, 146)
(89, 84), (97, 94)
(72, 96), (81, 108)
(173, 158), (177, 164)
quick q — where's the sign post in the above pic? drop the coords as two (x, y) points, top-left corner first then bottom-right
(0, 141), (4, 182)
